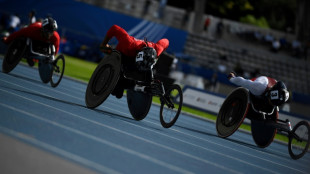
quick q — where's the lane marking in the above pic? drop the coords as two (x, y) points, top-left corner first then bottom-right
(0, 125), (120, 174)
(0, 102), (194, 174)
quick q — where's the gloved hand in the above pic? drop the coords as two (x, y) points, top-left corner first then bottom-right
(100, 44), (112, 54)
(227, 71), (236, 80)
(2, 37), (7, 43)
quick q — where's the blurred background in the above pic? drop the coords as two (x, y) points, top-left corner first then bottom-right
(0, 0), (309, 117)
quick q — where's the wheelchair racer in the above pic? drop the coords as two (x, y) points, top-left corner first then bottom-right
(99, 24), (169, 98)
(228, 72), (289, 107)
(3, 17), (60, 66)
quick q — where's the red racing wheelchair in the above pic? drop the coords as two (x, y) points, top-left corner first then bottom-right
(2, 37), (65, 87)
(216, 87), (310, 160)
(85, 50), (183, 128)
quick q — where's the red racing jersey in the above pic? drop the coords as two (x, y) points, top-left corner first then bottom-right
(4, 22), (60, 55)
(106, 25), (169, 58)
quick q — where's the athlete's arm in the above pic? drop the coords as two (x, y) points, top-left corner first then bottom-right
(230, 76), (267, 95)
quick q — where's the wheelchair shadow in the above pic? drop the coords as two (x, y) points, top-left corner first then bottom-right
(225, 137), (290, 159)
(174, 124), (219, 138)
(8, 72), (44, 86)
(1, 85), (87, 109)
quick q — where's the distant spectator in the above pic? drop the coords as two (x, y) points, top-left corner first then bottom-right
(254, 31), (263, 41)
(218, 52), (227, 73)
(203, 16), (211, 32)
(209, 72), (218, 92)
(181, 7), (191, 29)
(263, 33), (274, 44)
(7, 13), (21, 33)
(156, 0), (167, 20)
(234, 62), (244, 76)
(142, 0), (151, 16)
(271, 39), (281, 53)
(28, 10), (36, 24)
(216, 19), (224, 38)
(292, 39), (302, 58)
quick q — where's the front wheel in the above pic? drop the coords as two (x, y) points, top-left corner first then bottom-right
(288, 121), (310, 160)
(159, 84), (183, 128)
(50, 55), (65, 87)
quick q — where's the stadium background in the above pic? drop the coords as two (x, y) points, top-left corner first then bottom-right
(0, 0), (309, 119)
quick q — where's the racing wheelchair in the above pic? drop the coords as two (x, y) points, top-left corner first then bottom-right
(216, 87), (310, 160)
(2, 37), (65, 87)
(85, 50), (183, 128)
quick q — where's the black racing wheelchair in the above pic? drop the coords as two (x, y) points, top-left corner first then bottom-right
(85, 50), (183, 128)
(216, 87), (310, 160)
(2, 37), (65, 87)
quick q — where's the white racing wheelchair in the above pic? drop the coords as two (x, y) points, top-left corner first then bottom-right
(216, 87), (310, 160)
(85, 50), (183, 128)
(2, 37), (65, 87)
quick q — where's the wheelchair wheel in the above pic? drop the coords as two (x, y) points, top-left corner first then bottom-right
(288, 121), (310, 160)
(159, 84), (183, 128)
(127, 89), (152, 121)
(50, 55), (65, 88)
(2, 38), (26, 73)
(251, 111), (278, 148)
(85, 51), (121, 108)
(38, 59), (53, 84)
(216, 87), (249, 138)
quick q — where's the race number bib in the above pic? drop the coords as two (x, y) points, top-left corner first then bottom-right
(136, 51), (144, 62)
(270, 90), (279, 100)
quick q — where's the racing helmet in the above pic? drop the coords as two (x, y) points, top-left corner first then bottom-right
(135, 47), (157, 71)
(42, 17), (58, 33)
(267, 81), (289, 106)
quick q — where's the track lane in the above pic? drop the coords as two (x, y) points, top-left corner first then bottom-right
(1, 59), (309, 174)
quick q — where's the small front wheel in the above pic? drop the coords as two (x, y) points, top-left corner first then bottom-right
(159, 84), (183, 128)
(50, 55), (65, 87)
(288, 121), (310, 160)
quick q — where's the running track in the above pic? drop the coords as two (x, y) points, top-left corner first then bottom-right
(0, 58), (309, 174)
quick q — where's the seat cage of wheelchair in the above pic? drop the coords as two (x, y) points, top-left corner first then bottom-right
(25, 38), (55, 61)
(248, 92), (293, 133)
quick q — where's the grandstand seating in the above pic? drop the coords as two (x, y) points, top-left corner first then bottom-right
(184, 33), (310, 95)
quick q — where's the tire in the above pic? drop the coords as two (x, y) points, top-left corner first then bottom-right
(85, 51), (121, 108)
(127, 89), (152, 121)
(160, 84), (183, 128)
(288, 121), (310, 160)
(251, 111), (278, 148)
(50, 55), (65, 87)
(38, 59), (53, 84)
(216, 87), (249, 138)
(2, 38), (26, 73)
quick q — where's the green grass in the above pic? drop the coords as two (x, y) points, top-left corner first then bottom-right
(62, 55), (290, 143)
(63, 55), (97, 82)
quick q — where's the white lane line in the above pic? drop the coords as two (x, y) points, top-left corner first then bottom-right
(101, 100), (309, 173)
(106, 97), (310, 169)
(0, 102), (193, 174)
(0, 88), (238, 174)
(0, 125), (120, 174)
(1, 78), (306, 172)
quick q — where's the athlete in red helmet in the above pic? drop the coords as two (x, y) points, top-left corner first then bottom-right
(99, 24), (169, 98)
(3, 17), (60, 66)
(100, 24), (169, 59)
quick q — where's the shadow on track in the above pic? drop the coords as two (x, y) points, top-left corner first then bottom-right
(4, 72), (44, 86)
(175, 124), (219, 138)
(225, 137), (290, 159)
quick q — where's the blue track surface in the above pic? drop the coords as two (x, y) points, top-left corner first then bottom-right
(0, 58), (309, 174)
